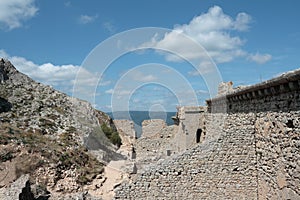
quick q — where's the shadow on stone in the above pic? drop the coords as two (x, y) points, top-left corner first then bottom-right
(19, 181), (50, 200)
(84, 132), (126, 162)
(0, 97), (12, 113)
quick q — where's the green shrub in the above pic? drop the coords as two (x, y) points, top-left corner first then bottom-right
(0, 151), (13, 162)
(101, 124), (122, 147)
(101, 123), (112, 138)
(111, 131), (122, 147)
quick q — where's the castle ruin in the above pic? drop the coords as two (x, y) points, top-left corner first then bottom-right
(113, 68), (300, 199)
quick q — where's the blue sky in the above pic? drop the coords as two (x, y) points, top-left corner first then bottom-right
(0, 0), (299, 112)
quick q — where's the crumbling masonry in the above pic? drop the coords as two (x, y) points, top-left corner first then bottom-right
(114, 69), (300, 199)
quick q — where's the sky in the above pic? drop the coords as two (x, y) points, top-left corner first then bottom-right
(0, 0), (300, 112)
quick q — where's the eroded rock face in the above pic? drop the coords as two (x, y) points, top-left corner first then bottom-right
(0, 59), (120, 198)
(0, 59), (13, 83)
(0, 174), (50, 200)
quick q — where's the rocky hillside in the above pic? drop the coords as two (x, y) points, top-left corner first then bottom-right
(0, 59), (122, 199)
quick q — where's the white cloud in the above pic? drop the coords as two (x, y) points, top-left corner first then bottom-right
(0, 50), (80, 86)
(105, 89), (114, 94)
(188, 70), (200, 76)
(247, 53), (272, 64)
(234, 13), (252, 31)
(148, 6), (251, 63)
(188, 60), (218, 76)
(99, 80), (111, 86)
(145, 6), (271, 66)
(79, 14), (98, 24)
(0, 0), (38, 30)
(105, 88), (131, 98)
(0, 50), (102, 92)
(131, 71), (157, 82)
(103, 21), (116, 34)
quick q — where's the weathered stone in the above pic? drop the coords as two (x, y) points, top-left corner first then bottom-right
(114, 69), (300, 199)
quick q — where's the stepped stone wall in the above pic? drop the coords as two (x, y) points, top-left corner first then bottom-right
(114, 69), (300, 199)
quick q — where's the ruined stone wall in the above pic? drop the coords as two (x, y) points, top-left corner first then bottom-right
(115, 113), (258, 199)
(113, 120), (136, 142)
(175, 106), (206, 151)
(141, 119), (167, 138)
(255, 111), (300, 199)
(134, 125), (180, 171)
(205, 70), (300, 199)
(115, 69), (300, 199)
(113, 120), (136, 159)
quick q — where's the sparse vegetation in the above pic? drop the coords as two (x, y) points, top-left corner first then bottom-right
(0, 151), (13, 162)
(0, 125), (104, 185)
(101, 123), (122, 147)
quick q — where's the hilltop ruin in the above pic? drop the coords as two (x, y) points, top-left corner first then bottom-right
(114, 69), (300, 199)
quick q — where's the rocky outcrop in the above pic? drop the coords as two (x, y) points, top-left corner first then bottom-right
(0, 59), (121, 199)
(0, 174), (31, 200)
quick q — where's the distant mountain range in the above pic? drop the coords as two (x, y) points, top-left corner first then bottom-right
(107, 111), (176, 137)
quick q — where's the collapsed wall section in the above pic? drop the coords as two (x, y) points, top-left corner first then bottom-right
(115, 113), (258, 199)
(114, 69), (300, 199)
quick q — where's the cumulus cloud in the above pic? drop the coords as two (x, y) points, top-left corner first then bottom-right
(188, 60), (217, 76)
(148, 6), (250, 63)
(0, 0), (38, 30)
(0, 49), (103, 96)
(127, 70), (157, 82)
(247, 53), (272, 64)
(0, 50), (80, 86)
(78, 14), (98, 24)
(145, 6), (271, 67)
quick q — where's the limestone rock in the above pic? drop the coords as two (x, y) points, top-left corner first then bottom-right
(0, 59), (122, 198)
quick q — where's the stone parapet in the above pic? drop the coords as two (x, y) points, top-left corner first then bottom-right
(207, 69), (300, 113)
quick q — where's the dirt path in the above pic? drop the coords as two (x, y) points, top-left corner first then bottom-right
(101, 160), (126, 200)
(87, 159), (129, 199)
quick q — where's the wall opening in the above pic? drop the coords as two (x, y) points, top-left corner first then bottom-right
(286, 119), (294, 128)
(196, 129), (202, 143)
(131, 147), (136, 159)
(166, 150), (171, 156)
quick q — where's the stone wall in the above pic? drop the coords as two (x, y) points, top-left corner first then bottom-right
(113, 120), (136, 142)
(113, 120), (136, 159)
(134, 125), (180, 171)
(205, 69), (300, 198)
(255, 111), (300, 199)
(135, 107), (207, 172)
(175, 106), (206, 150)
(141, 119), (167, 138)
(115, 113), (258, 199)
(114, 69), (300, 199)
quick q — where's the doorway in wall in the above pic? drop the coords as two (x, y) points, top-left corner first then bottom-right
(196, 129), (202, 143)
